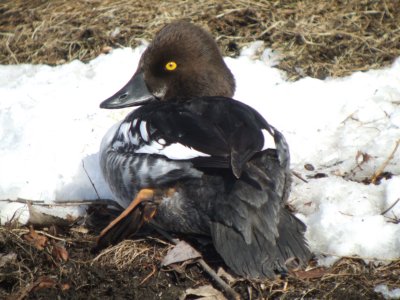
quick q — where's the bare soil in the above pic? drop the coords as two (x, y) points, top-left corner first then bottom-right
(1, 205), (399, 300)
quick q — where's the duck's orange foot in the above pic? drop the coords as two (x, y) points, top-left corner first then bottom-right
(93, 188), (157, 253)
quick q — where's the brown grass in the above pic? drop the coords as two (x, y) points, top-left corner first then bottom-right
(1, 224), (399, 299)
(1, 0), (399, 79)
(92, 238), (171, 271)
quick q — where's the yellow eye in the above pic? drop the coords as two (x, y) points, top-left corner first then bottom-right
(165, 61), (177, 71)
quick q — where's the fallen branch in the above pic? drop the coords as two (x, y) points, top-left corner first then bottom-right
(0, 198), (124, 211)
(371, 139), (400, 184)
(150, 224), (241, 300)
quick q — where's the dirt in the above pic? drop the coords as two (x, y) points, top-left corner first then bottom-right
(0, 222), (200, 300)
(1, 212), (398, 300)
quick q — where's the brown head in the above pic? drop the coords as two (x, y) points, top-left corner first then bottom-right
(100, 21), (235, 108)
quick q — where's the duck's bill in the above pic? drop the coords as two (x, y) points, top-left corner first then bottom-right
(100, 71), (156, 109)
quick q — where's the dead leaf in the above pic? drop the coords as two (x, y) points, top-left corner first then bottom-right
(304, 163), (315, 171)
(180, 285), (227, 300)
(52, 243), (69, 262)
(102, 46), (113, 54)
(61, 283), (71, 291)
(0, 252), (17, 267)
(161, 241), (201, 267)
(11, 276), (57, 300)
(291, 267), (327, 279)
(23, 226), (48, 250)
(70, 226), (89, 234)
(355, 150), (371, 166)
(32, 276), (57, 292)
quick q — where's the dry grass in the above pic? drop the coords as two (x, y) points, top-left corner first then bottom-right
(1, 224), (400, 299)
(92, 238), (171, 271)
(1, 0), (399, 79)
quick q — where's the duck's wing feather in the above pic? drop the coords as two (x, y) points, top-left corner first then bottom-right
(131, 97), (275, 177)
(210, 150), (311, 278)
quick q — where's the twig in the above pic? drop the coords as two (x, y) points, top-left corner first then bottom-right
(37, 229), (70, 243)
(5, 36), (19, 64)
(371, 139), (400, 184)
(197, 259), (240, 300)
(319, 252), (398, 262)
(215, 8), (245, 18)
(150, 224), (241, 300)
(0, 198), (124, 211)
(292, 171), (308, 183)
(139, 264), (157, 285)
(381, 198), (400, 215)
(16, 228), (73, 244)
(147, 236), (173, 246)
(383, 215), (400, 224)
(82, 160), (101, 199)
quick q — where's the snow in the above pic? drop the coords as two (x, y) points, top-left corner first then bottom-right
(1, 41), (399, 265)
(375, 284), (400, 299)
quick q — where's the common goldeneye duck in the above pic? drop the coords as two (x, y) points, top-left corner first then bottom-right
(96, 21), (311, 279)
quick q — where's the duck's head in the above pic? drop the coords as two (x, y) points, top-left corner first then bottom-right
(100, 21), (235, 109)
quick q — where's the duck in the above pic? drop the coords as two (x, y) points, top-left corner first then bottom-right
(95, 21), (311, 279)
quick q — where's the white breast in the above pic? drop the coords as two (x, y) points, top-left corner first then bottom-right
(100, 121), (122, 153)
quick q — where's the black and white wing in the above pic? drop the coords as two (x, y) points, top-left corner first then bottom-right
(125, 97), (287, 178)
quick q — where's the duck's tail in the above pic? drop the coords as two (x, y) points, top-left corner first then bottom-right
(210, 149), (312, 279)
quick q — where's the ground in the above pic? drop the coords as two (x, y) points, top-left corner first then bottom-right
(1, 0), (399, 79)
(1, 217), (398, 300)
(1, 0), (400, 299)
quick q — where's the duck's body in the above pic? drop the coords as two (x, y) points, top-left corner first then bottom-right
(97, 21), (311, 278)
